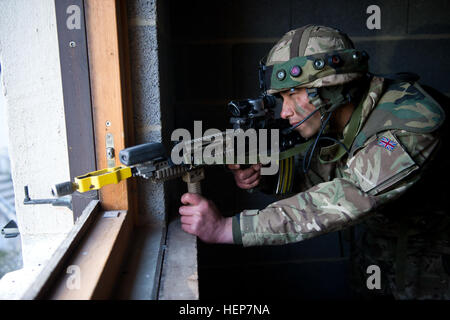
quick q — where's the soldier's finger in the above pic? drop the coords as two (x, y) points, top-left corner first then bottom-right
(237, 167), (258, 181)
(181, 192), (203, 205)
(179, 205), (198, 216)
(240, 176), (261, 188)
(251, 164), (262, 171)
(228, 164), (240, 170)
(181, 223), (195, 235)
(180, 215), (194, 225)
(242, 170), (261, 185)
(237, 178), (257, 189)
(247, 179), (260, 189)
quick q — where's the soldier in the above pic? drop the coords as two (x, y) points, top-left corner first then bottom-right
(178, 25), (450, 299)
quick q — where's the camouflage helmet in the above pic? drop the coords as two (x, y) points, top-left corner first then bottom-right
(261, 25), (369, 95)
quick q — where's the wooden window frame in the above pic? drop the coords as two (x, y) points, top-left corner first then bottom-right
(23, 0), (136, 299)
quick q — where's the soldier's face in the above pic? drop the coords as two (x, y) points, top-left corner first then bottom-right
(279, 88), (322, 138)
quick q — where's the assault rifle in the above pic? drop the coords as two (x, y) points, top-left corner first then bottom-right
(48, 95), (305, 201)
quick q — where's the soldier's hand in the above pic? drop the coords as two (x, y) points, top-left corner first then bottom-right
(227, 164), (262, 189)
(179, 193), (233, 244)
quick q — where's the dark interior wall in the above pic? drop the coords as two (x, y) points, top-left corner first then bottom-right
(159, 0), (450, 299)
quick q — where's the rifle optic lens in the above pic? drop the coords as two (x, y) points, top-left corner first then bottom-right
(228, 101), (241, 117)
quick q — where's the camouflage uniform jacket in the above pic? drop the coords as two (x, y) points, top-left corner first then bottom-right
(232, 76), (446, 248)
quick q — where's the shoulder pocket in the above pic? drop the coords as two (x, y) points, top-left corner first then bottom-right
(346, 131), (419, 195)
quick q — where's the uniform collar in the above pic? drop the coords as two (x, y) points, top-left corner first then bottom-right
(318, 76), (385, 163)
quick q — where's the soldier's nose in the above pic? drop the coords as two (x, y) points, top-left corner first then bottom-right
(280, 102), (293, 119)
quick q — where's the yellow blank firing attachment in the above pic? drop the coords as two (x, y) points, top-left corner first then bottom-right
(75, 166), (132, 192)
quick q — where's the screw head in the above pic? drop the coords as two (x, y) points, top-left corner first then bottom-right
(69, 41), (76, 48)
(106, 147), (115, 159)
(106, 121), (111, 127)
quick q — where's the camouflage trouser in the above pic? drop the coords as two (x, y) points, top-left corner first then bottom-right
(351, 227), (450, 300)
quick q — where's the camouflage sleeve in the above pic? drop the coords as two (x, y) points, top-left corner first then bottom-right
(234, 129), (439, 247)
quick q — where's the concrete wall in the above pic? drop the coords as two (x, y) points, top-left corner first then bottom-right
(0, 69), (8, 151)
(0, 62), (10, 172)
(165, 0), (450, 299)
(111, 0), (174, 299)
(127, 0), (172, 227)
(0, 0), (74, 297)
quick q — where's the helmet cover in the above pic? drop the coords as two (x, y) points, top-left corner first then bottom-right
(263, 25), (369, 94)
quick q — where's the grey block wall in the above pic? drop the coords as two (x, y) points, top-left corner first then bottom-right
(161, 0), (450, 299)
(127, 0), (170, 227)
(113, 0), (178, 299)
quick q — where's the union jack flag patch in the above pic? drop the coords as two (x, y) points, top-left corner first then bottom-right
(377, 136), (397, 151)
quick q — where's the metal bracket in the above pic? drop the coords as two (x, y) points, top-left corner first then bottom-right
(103, 211), (121, 218)
(1, 220), (19, 238)
(106, 132), (115, 168)
(23, 185), (72, 210)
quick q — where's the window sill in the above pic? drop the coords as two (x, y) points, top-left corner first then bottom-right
(22, 199), (133, 299)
